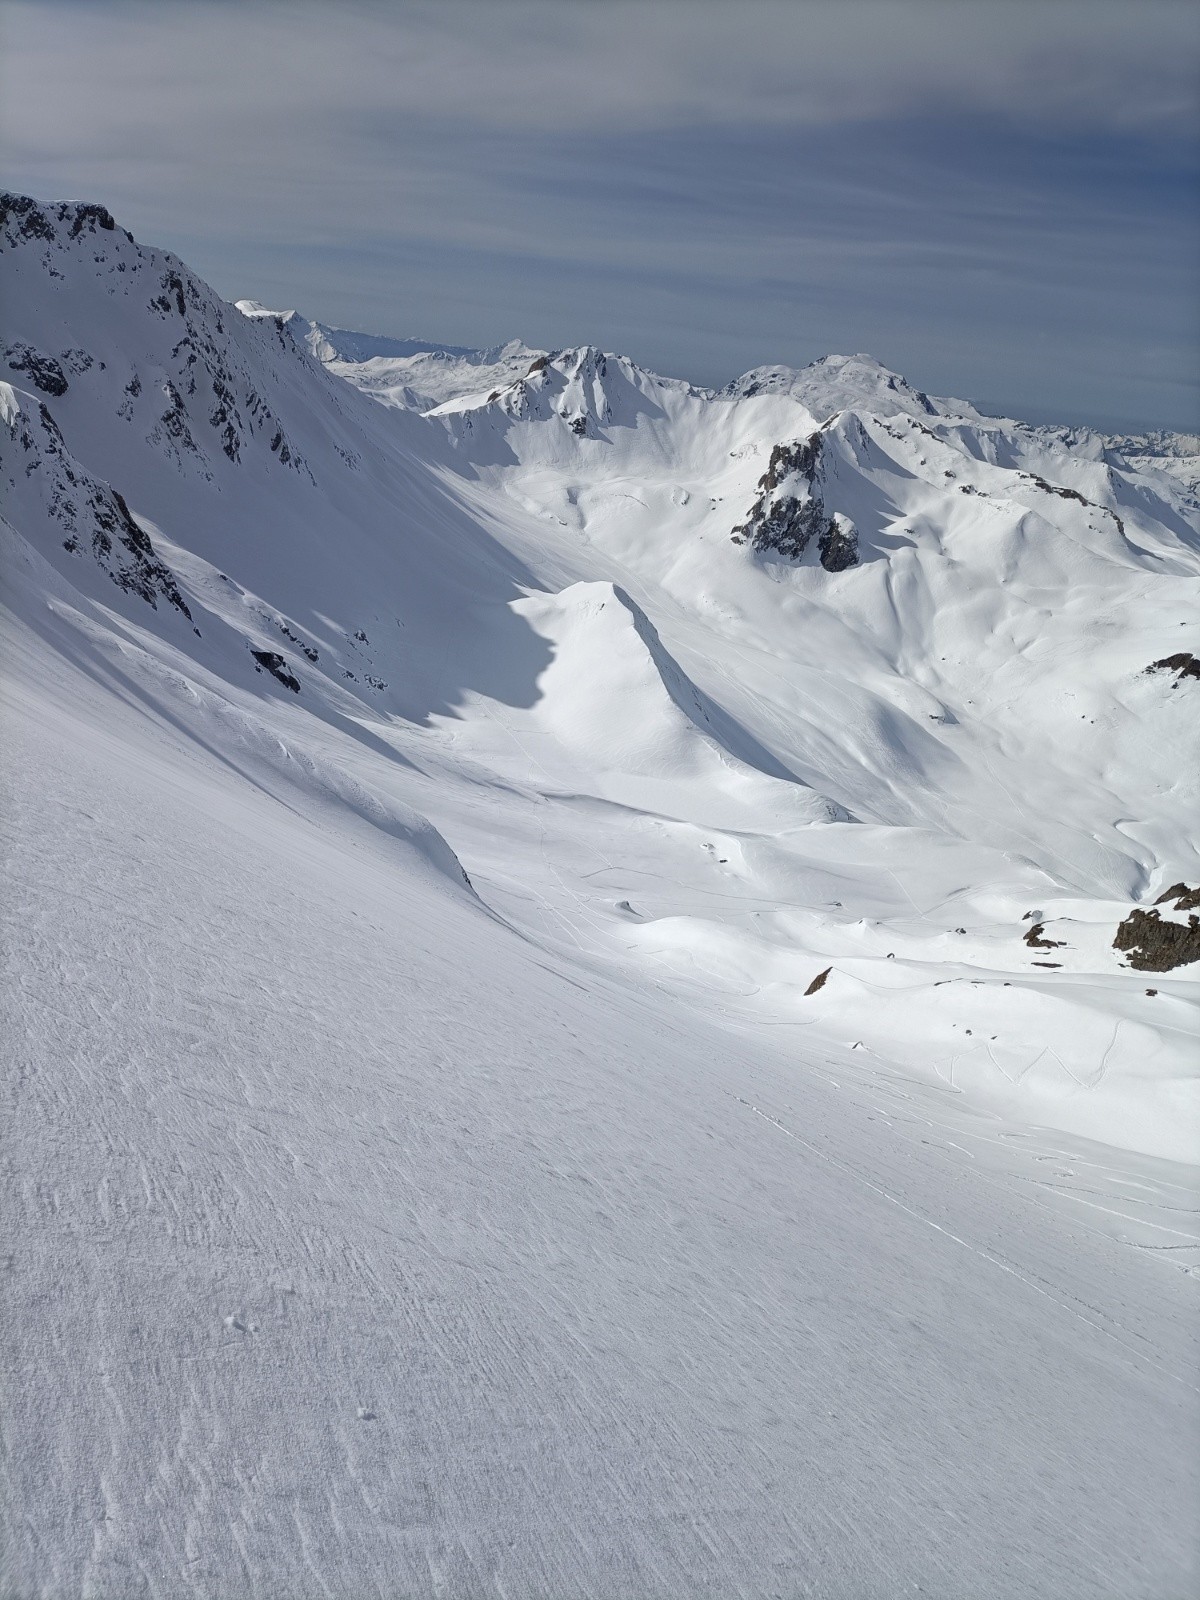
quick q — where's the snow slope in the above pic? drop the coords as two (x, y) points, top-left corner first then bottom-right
(3, 193), (1200, 1597)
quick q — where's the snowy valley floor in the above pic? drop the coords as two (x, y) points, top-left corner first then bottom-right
(3, 566), (1199, 1600)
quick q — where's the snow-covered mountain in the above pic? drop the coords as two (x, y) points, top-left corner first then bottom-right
(5, 186), (1199, 1148)
(722, 350), (970, 419)
(236, 298), (543, 412)
(4, 192), (1199, 1598)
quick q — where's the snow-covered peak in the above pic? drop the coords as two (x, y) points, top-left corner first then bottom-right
(534, 344), (706, 396)
(0, 191), (129, 250)
(432, 343), (711, 444)
(312, 325), (535, 370)
(235, 298), (296, 322)
(278, 319), (545, 411)
(0, 194), (338, 486)
(725, 352), (981, 423)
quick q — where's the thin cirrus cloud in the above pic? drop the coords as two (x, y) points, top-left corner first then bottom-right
(2, 0), (1198, 431)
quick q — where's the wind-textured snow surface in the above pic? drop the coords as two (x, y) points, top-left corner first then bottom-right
(3, 192), (1200, 1598)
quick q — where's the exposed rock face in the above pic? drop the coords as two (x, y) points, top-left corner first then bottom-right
(5, 343), (69, 398)
(251, 650), (301, 692)
(818, 518), (859, 572)
(0, 193), (121, 244)
(1147, 652), (1199, 682)
(83, 486), (193, 617)
(1, 192), (314, 485)
(1113, 908), (1200, 971)
(2, 383), (192, 619)
(1155, 882), (1200, 911)
(731, 431), (858, 570)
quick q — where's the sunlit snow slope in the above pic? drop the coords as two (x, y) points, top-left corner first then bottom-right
(3, 193), (1199, 1599)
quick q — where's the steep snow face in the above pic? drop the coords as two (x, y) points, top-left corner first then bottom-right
(0, 193), (572, 733)
(496, 580), (843, 827)
(0, 198), (333, 488)
(8, 593), (1199, 1600)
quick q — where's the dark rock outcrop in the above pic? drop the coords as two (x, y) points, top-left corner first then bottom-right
(84, 486), (192, 618)
(4, 387), (192, 619)
(1155, 882), (1200, 911)
(1023, 471), (1126, 537)
(1113, 908), (1200, 971)
(5, 343), (68, 397)
(1147, 652), (1199, 682)
(818, 519), (859, 572)
(251, 651), (301, 692)
(731, 431), (858, 569)
(0, 193), (122, 244)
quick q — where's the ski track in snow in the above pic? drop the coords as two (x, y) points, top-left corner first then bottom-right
(4, 667), (1198, 1600)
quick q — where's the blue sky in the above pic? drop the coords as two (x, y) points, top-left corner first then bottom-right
(3, 0), (1198, 431)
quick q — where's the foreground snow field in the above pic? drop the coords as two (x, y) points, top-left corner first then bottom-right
(2, 193), (1199, 1595)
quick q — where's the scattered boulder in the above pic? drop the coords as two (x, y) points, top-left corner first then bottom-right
(804, 966), (831, 996)
(1024, 922), (1064, 950)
